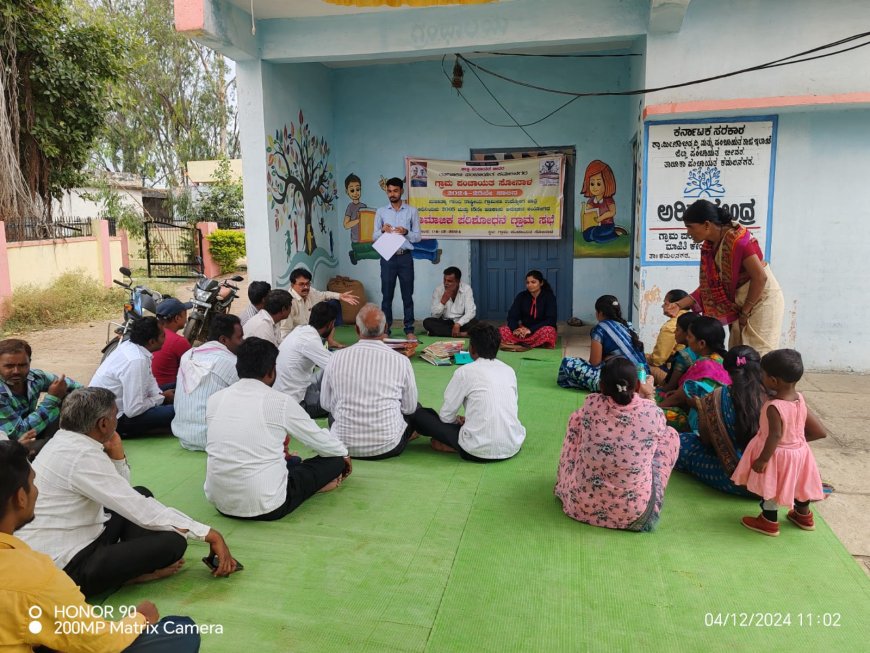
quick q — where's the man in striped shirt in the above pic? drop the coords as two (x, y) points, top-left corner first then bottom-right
(172, 314), (244, 451)
(321, 304), (419, 459)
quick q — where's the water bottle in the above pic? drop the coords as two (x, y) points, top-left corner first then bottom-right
(637, 364), (647, 384)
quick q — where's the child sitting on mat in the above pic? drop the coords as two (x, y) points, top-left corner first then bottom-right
(656, 311), (701, 391)
(647, 289), (690, 385)
(731, 349), (826, 537)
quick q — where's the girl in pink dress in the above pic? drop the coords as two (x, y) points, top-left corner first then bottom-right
(555, 357), (679, 532)
(731, 349), (827, 536)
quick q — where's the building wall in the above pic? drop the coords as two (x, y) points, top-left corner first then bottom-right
(330, 54), (638, 321)
(644, 0), (870, 104)
(636, 0), (870, 370)
(261, 61), (337, 290)
(4, 236), (125, 291)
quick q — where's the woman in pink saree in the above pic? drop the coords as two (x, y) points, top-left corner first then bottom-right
(665, 200), (784, 355)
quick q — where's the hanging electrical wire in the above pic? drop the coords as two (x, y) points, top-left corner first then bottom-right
(444, 30), (870, 129)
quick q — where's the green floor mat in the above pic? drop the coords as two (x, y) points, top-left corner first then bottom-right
(101, 331), (870, 651)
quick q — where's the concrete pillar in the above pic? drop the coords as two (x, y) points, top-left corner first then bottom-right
(197, 221), (222, 278)
(0, 222), (13, 299)
(94, 219), (113, 287)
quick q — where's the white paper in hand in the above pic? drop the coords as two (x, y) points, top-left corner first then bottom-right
(373, 232), (406, 261)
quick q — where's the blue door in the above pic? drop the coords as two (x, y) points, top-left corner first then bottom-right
(469, 146), (575, 321)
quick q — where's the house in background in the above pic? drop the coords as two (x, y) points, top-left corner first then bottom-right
(175, 0), (870, 371)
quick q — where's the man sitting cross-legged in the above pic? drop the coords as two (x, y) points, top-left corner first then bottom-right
(422, 266), (479, 338)
(408, 323), (526, 462)
(0, 440), (202, 653)
(205, 337), (351, 521)
(275, 301), (338, 419)
(172, 313), (244, 451)
(17, 387), (237, 598)
(90, 317), (175, 437)
(321, 303), (419, 460)
(0, 338), (83, 455)
(243, 289), (292, 346)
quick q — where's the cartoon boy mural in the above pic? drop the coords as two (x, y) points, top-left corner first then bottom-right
(343, 172), (379, 265)
(580, 160), (627, 243)
(344, 172), (441, 265)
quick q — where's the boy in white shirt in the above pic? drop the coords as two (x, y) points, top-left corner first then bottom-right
(409, 324), (526, 461)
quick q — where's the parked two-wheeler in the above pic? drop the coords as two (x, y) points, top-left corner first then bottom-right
(101, 267), (166, 361)
(183, 272), (244, 345)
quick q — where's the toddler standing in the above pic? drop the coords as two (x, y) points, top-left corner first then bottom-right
(731, 349), (826, 536)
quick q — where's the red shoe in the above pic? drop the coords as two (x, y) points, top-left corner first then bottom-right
(741, 513), (780, 537)
(787, 509), (815, 531)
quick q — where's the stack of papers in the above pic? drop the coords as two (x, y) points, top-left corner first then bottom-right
(420, 341), (464, 366)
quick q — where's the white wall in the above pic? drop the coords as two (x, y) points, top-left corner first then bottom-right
(636, 0), (870, 371)
(645, 0), (870, 104)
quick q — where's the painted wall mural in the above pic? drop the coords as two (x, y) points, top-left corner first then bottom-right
(573, 159), (631, 258)
(341, 172), (440, 266)
(267, 110), (339, 282)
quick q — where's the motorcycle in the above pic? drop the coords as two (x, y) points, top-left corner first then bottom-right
(101, 267), (166, 361)
(183, 271), (244, 345)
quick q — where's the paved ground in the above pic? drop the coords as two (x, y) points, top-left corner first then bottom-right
(9, 302), (868, 579)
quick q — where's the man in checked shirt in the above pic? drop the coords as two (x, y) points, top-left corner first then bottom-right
(0, 338), (82, 455)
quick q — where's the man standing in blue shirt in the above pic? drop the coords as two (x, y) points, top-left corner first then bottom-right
(373, 177), (421, 339)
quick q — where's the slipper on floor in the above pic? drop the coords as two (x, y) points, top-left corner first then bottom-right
(822, 482), (835, 498)
(567, 317), (584, 327)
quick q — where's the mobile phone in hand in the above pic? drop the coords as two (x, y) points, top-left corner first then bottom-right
(202, 554), (244, 571)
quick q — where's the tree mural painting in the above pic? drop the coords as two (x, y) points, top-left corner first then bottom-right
(266, 110), (338, 256)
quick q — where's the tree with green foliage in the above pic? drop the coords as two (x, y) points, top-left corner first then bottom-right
(0, 0), (125, 221)
(194, 158), (243, 228)
(81, 0), (239, 188)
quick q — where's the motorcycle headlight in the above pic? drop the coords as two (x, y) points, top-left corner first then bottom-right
(194, 288), (212, 301)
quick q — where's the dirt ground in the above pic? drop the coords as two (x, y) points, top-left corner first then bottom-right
(16, 274), (252, 384)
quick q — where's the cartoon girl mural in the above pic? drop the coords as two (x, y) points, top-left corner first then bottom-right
(580, 160), (626, 244)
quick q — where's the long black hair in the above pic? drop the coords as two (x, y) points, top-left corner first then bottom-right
(600, 357), (636, 406)
(525, 269), (553, 295)
(723, 346), (765, 448)
(595, 295), (643, 354)
(687, 316), (727, 358)
(662, 312), (702, 386)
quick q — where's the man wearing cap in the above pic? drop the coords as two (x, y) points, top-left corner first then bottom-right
(152, 298), (193, 387)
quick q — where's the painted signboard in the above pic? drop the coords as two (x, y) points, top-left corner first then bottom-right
(643, 117), (777, 265)
(406, 155), (564, 239)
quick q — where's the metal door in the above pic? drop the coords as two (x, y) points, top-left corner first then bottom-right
(469, 146), (575, 321)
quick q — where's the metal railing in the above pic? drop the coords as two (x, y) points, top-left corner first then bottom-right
(3, 217), (117, 242)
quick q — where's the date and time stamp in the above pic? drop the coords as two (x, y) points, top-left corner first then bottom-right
(703, 612), (842, 628)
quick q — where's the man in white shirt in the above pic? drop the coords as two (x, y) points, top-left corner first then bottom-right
(275, 301), (337, 419)
(89, 317), (175, 437)
(408, 324), (526, 462)
(281, 267), (359, 348)
(205, 337), (351, 520)
(242, 289), (292, 345)
(321, 304), (418, 459)
(422, 266), (479, 338)
(172, 314), (244, 451)
(18, 387), (237, 597)
(238, 280), (271, 327)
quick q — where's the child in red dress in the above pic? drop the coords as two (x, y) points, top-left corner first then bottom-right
(731, 349), (826, 536)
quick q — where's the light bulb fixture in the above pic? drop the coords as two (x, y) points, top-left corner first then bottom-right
(451, 57), (464, 90)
